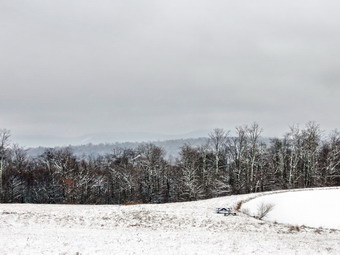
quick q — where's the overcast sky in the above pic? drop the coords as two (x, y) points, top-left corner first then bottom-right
(1, 0), (340, 145)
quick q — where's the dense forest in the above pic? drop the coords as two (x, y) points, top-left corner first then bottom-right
(0, 122), (339, 204)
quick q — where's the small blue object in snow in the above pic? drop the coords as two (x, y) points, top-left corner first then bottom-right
(216, 207), (235, 216)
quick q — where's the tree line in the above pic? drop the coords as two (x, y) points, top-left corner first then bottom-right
(0, 122), (339, 204)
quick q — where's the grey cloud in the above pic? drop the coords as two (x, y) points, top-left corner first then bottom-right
(1, 0), (340, 145)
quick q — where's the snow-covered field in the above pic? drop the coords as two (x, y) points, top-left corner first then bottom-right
(242, 188), (340, 230)
(1, 188), (340, 255)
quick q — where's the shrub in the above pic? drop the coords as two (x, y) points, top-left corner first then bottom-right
(288, 225), (300, 232)
(235, 201), (243, 211)
(314, 228), (323, 234)
(256, 202), (275, 220)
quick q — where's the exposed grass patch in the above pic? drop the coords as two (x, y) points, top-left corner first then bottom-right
(314, 228), (323, 234)
(288, 225), (300, 232)
(235, 201), (243, 211)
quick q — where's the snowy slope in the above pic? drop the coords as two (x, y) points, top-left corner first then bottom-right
(0, 188), (339, 255)
(242, 188), (340, 230)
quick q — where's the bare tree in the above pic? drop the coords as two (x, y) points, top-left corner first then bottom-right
(256, 202), (275, 220)
(0, 129), (11, 200)
(284, 125), (303, 189)
(319, 130), (340, 186)
(227, 126), (248, 193)
(246, 123), (263, 192)
(209, 128), (228, 174)
(178, 145), (204, 201)
(135, 144), (168, 203)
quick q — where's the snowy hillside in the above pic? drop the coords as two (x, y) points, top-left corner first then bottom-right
(1, 188), (339, 254)
(242, 188), (340, 230)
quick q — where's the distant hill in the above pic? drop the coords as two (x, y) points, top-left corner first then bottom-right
(14, 130), (211, 148)
(27, 137), (210, 160)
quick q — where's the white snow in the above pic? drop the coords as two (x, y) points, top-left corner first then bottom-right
(0, 188), (340, 254)
(242, 188), (340, 230)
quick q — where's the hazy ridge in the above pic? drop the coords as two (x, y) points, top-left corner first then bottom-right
(27, 137), (209, 159)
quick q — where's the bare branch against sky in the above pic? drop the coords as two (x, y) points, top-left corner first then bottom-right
(1, 0), (339, 146)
